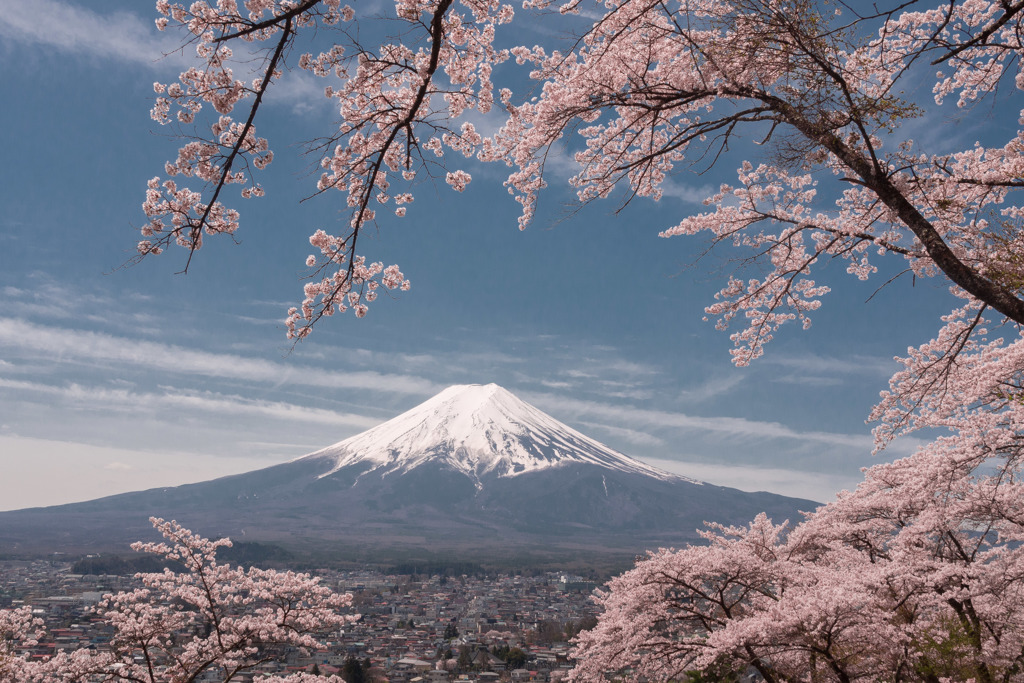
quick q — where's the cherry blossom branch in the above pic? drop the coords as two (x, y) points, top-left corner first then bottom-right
(212, 0), (322, 42)
(780, 113), (1024, 326)
(138, 10), (296, 268)
(931, 0), (1024, 64)
(186, 19), (291, 273)
(293, 0), (456, 337)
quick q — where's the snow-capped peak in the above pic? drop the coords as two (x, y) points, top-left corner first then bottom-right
(306, 383), (693, 486)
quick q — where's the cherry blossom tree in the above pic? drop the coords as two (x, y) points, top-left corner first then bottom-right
(138, 0), (1024, 680)
(0, 606), (46, 683)
(570, 493), (1024, 682)
(0, 518), (354, 682)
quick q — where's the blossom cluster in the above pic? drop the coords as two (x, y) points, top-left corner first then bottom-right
(145, 0), (515, 333)
(0, 518), (355, 683)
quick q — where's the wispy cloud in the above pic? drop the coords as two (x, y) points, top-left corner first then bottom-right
(763, 352), (898, 377)
(524, 390), (875, 450)
(660, 180), (717, 205)
(0, 0), (183, 67)
(1, 281), (156, 332)
(0, 378), (382, 430)
(539, 379), (574, 389)
(643, 457), (851, 505)
(0, 318), (441, 398)
(677, 373), (745, 402)
(574, 420), (666, 448)
(267, 69), (337, 116)
(773, 375), (844, 387)
(0, 0), (334, 116)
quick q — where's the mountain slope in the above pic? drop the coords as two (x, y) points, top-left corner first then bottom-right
(0, 384), (818, 564)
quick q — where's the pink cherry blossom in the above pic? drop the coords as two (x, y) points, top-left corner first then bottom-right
(0, 518), (355, 682)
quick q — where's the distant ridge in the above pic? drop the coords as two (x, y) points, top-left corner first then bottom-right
(0, 384), (817, 565)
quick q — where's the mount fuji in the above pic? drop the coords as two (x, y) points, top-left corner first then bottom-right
(311, 383), (684, 486)
(0, 384), (818, 565)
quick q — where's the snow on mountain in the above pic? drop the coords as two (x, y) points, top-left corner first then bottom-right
(306, 383), (696, 487)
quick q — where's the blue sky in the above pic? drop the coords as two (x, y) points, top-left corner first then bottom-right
(0, 0), (966, 511)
